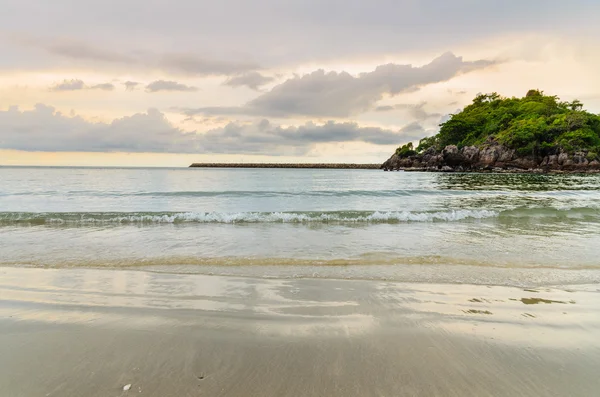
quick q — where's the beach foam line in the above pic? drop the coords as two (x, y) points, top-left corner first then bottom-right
(0, 207), (598, 225)
(0, 210), (499, 225)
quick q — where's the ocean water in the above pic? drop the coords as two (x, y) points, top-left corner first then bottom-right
(1, 166), (600, 286)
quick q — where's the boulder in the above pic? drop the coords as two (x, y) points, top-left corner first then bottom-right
(380, 143), (600, 173)
(442, 145), (464, 166)
(558, 152), (569, 165)
(461, 146), (480, 164)
(498, 147), (515, 162)
(479, 146), (500, 165)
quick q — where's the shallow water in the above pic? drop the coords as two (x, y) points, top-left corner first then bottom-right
(1, 166), (600, 285)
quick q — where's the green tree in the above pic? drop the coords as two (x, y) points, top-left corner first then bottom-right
(429, 90), (600, 155)
(395, 142), (417, 158)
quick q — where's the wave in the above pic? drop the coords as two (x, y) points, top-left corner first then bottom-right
(1, 207), (599, 226)
(0, 210), (499, 225)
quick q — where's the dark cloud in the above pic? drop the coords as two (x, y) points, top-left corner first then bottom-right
(49, 79), (85, 91)
(49, 79), (115, 92)
(124, 81), (141, 91)
(181, 52), (497, 118)
(0, 105), (423, 154)
(145, 80), (198, 93)
(224, 72), (275, 90)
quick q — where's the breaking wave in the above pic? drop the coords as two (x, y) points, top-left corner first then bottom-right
(0, 210), (499, 225)
(1, 207), (598, 226)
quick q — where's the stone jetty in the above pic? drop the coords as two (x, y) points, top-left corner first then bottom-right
(189, 163), (380, 169)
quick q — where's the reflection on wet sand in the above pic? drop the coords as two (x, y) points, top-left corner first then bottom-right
(1, 267), (599, 343)
(1, 267), (600, 396)
(520, 297), (574, 305)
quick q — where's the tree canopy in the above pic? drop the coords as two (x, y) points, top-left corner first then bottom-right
(400, 90), (600, 158)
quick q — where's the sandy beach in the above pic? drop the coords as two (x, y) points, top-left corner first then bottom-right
(1, 267), (599, 396)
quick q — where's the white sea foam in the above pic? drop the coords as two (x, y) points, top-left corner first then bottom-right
(0, 210), (500, 224)
(5, 206), (600, 225)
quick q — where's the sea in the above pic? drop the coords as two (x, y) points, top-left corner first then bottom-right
(1, 166), (600, 287)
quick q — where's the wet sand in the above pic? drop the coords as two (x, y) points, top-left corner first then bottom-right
(1, 267), (599, 396)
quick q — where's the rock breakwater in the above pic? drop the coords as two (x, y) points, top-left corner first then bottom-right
(189, 163), (380, 169)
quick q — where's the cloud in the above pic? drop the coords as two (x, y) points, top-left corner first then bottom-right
(90, 83), (115, 91)
(124, 81), (141, 91)
(16, 37), (260, 76)
(447, 89), (468, 95)
(49, 79), (115, 92)
(181, 52), (497, 118)
(159, 54), (260, 76)
(0, 105), (195, 153)
(192, 120), (424, 154)
(145, 80), (198, 93)
(49, 79), (85, 91)
(0, 105), (423, 154)
(375, 102), (441, 121)
(374, 105), (395, 112)
(43, 40), (133, 63)
(224, 72), (275, 90)
(399, 121), (426, 135)
(4, 1), (596, 71)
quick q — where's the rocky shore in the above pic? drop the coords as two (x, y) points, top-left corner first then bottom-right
(189, 163), (380, 169)
(381, 142), (600, 173)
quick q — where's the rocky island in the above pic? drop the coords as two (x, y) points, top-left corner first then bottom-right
(382, 90), (600, 173)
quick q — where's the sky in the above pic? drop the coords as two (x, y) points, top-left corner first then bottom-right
(1, 0), (599, 166)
